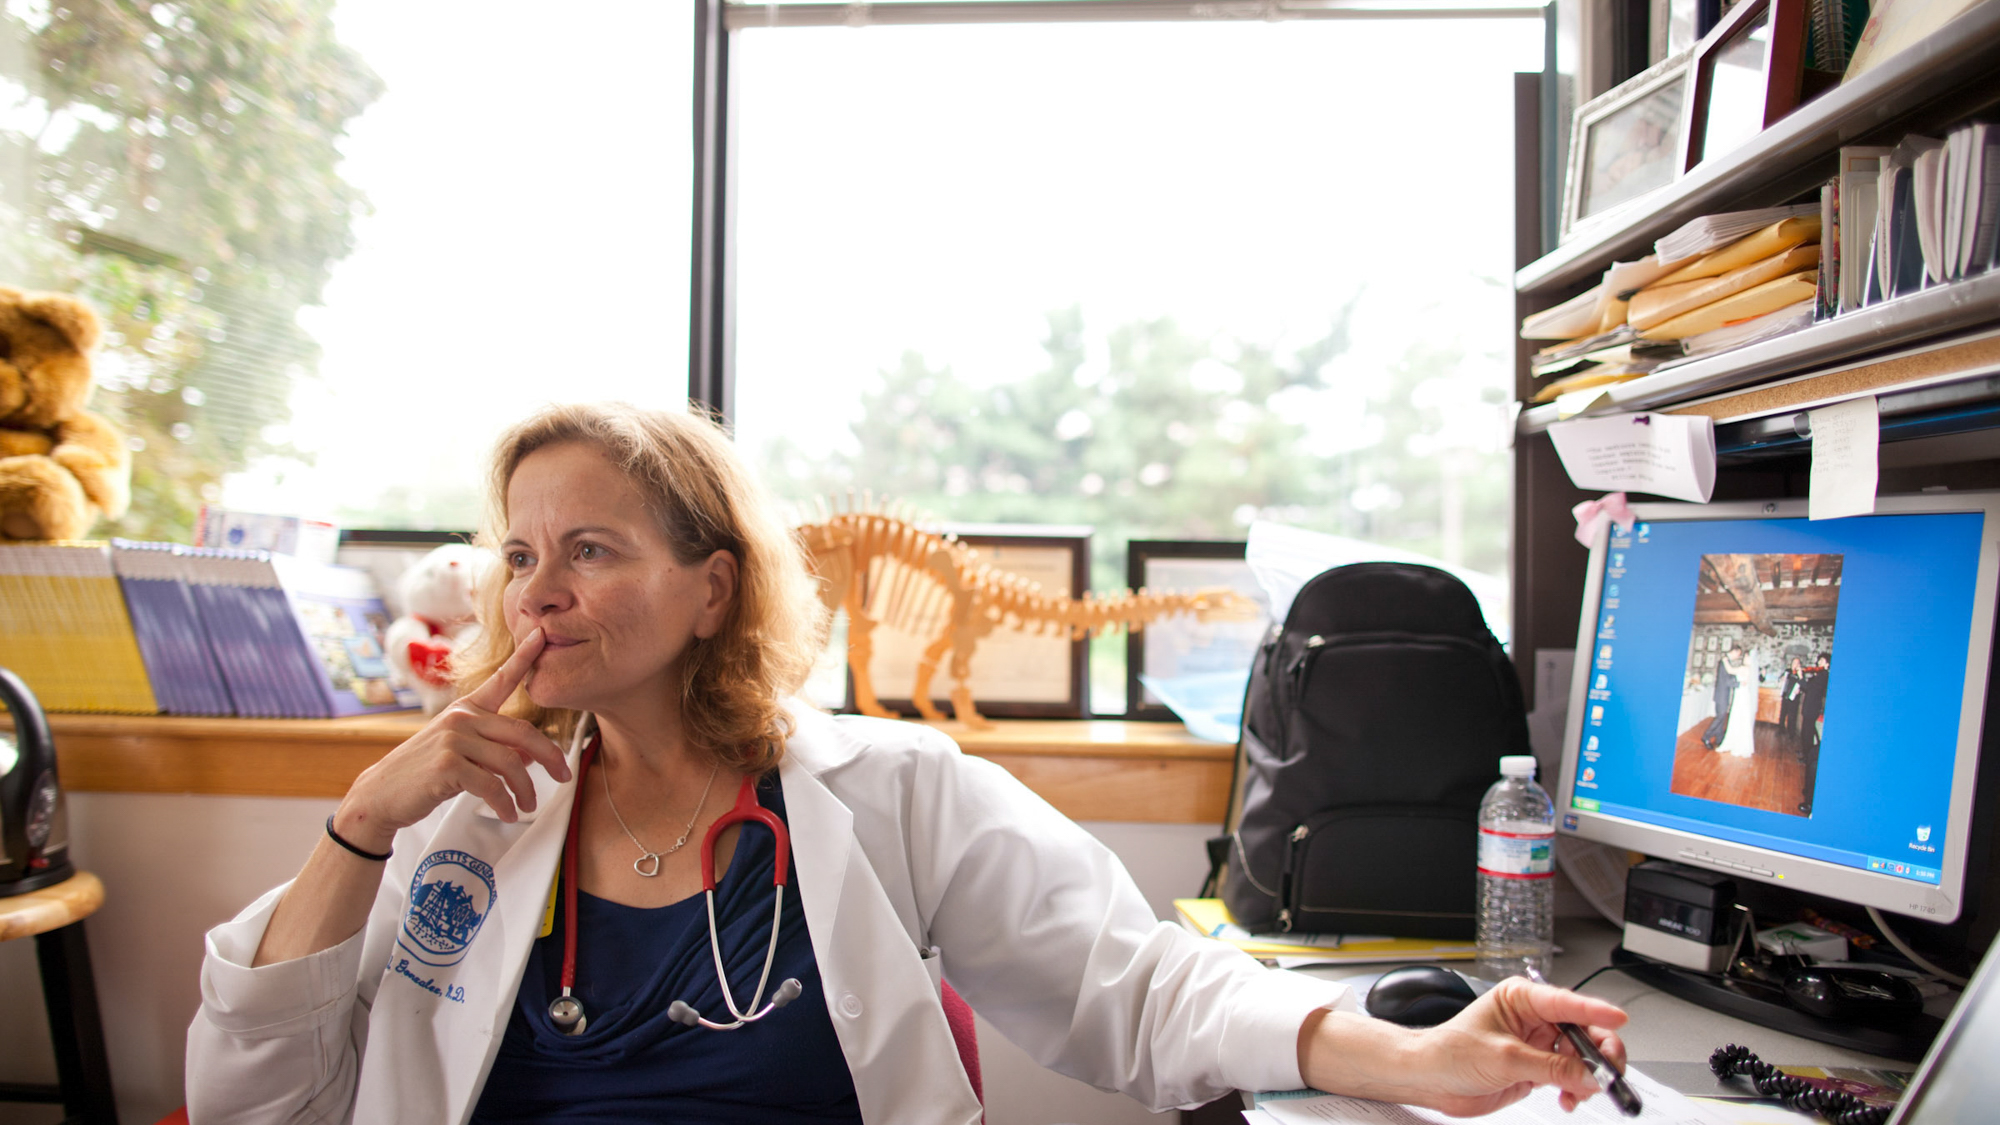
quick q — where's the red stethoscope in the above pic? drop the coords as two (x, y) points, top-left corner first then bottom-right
(547, 737), (802, 1036)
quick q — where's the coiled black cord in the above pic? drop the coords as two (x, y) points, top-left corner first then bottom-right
(1709, 1045), (1893, 1125)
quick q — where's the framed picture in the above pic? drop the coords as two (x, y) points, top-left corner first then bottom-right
(1124, 540), (1271, 722)
(334, 529), (478, 619)
(1562, 48), (1694, 243)
(1681, 0), (1807, 171)
(866, 526), (1091, 720)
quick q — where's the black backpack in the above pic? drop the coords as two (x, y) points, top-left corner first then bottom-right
(1206, 562), (1530, 939)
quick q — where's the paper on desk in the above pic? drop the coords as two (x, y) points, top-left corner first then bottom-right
(1548, 413), (1717, 503)
(1808, 396), (1879, 521)
(1139, 670), (1249, 744)
(1257, 1068), (1722, 1125)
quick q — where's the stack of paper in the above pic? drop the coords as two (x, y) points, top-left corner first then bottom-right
(1174, 899), (1478, 964)
(1629, 217), (1823, 342)
(1247, 1067), (1725, 1125)
(1654, 203), (1819, 264)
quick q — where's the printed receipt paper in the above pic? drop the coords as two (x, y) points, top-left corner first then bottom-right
(1254, 1068), (1723, 1125)
(1547, 414), (1717, 504)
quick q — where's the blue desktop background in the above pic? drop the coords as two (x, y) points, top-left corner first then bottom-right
(1576, 513), (1985, 884)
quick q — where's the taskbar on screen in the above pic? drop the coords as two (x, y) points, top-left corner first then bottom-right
(1567, 797), (1943, 886)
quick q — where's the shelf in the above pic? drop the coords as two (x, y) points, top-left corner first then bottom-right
(1714, 370), (2000, 460)
(1516, 3), (2000, 297)
(26, 712), (1234, 824)
(1519, 272), (2000, 433)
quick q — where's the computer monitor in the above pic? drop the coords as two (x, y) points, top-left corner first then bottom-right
(1554, 492), (2000, 924)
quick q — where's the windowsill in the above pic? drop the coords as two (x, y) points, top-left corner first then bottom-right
(32, 712), (1234, 824)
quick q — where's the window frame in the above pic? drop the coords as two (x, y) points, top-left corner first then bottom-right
(683, 0), (1550, 421)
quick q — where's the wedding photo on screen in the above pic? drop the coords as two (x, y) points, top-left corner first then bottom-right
(1670, 553), (1841, 819)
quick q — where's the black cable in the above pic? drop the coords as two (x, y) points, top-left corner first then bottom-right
(1709, 1045), (1893, 1125)
(1566, 963), (1624, 993)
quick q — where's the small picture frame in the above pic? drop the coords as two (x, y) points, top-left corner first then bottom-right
(334, 529), (479, 620)
(867, 526), (1092, 720)
(1680, 0), (1807, 171)
(1124, 540), (1270, 722)
(1562, 48), (1695, 243)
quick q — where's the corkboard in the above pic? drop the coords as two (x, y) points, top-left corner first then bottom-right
(1666, 334), (2000, 423)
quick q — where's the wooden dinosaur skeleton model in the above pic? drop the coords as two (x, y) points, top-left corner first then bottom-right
(795, 495), (1256, 728)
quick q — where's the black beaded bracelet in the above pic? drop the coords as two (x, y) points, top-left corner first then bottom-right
(325, 814), (394, 862)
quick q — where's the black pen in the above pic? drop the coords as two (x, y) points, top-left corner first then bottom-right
(1524, 966), (1643, 1117)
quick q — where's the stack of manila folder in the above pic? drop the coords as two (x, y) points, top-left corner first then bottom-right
(1530, 215), (1821, 404)
(1628, 216), (1821, 340)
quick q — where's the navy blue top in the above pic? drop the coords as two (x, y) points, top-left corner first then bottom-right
(470, 777), (861, 1124)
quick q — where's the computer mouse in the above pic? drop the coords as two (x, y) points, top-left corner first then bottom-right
(1782, 965), (1924, 1020)
(1365, 965), (1480, 1027)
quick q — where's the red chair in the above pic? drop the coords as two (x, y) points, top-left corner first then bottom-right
(941, 979), (983, 1113)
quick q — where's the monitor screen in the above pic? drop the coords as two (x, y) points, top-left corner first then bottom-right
(1555, 493), (2000, 922)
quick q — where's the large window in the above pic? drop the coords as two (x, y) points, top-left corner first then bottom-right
(729, 18), (1543, 709)
(2, 0), (691, 538)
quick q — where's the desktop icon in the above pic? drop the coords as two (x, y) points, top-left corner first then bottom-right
(1613, 553), (1624, 568)
(1582, 767), (1596, 782)
(1917, 825), (1932, 842)
(1595, 674), (1608, 690)
(1599, 645), (1612, 660)
(1608, 584), (1620, 598)
(1601, 615), (1615, 632)
(1586, 736), (1598, 751)
(1589, 705), (1604, 723)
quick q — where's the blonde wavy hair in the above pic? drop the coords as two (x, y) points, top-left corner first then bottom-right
(451, 402), (829, 774)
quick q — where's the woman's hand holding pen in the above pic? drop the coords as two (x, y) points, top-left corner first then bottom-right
(1299, 977), (1628, 1116)
(332, 627), (572, 854)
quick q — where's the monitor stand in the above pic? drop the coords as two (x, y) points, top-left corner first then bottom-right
(1609, 946), (1942, 1063)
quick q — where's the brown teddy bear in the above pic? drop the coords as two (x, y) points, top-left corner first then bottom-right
(0, 287), (132, 540)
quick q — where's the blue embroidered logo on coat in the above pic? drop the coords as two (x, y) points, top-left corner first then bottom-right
(399, 849), (496, 967)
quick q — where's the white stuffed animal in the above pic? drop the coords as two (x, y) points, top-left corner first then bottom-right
(384, 543), (494, 714)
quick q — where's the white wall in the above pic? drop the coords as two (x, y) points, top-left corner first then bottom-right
(0, 793), (1218, 1125)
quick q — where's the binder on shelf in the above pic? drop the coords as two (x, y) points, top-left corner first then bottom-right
(0, 542), (158, 714)
(177, 549), (414, 718)
(108, 540), (233, 716)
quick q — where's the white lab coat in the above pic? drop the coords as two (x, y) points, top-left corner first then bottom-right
(187, 706), (1351, 1124)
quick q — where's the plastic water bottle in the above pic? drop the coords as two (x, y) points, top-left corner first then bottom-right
(1476, 755), (1556, 982)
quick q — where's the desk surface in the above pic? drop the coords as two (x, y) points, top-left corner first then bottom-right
(1306, 916), (1916, 1072)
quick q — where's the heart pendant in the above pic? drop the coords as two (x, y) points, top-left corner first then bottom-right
(633, 851), (663, 877)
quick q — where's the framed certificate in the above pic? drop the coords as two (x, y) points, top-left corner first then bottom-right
(866, 527), (1092, 720)
(1124, 540), (1271, 721)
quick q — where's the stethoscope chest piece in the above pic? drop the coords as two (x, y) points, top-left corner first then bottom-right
(549, 991), (587, 1036)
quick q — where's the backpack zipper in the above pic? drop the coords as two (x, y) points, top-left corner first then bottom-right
(1276, 823), (1311, 932)
(1280, 636), (1327, 729)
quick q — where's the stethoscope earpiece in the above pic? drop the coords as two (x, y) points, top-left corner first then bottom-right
(666, 977), (804, 1031)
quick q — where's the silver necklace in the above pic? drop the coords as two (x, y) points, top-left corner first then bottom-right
(601, 754), (720, 877)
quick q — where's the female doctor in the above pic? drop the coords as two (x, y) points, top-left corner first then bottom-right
(186, 402), (1628, 1124)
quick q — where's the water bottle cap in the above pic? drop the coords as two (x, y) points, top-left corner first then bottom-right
(1499, 755), (1537, 777)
